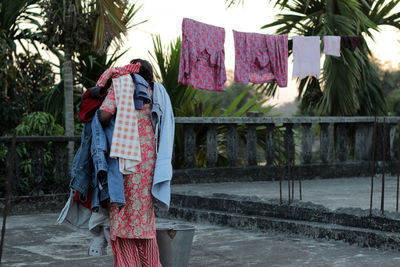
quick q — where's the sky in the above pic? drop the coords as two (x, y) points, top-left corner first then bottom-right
(117, 0), (400, 106)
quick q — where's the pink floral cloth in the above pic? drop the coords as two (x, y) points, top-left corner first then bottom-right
(233, 30), (288, 87)
(99, 89), (157, 240)
(178, 18), (226, 91)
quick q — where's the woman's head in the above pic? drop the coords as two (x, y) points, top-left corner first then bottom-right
(130, 59), (154, 84)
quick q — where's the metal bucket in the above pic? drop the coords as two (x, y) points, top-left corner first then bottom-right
(156, 223), (195, 267)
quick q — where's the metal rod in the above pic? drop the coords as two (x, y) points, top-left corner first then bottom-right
(370, 117), (377, 216)
(397, 164), (400, 212)
(299, 166), (302, 200)
(278, 130), (283, 205)
(381, 118), (386, 215)
(397, 126), (400, 212)
(0, 132), (16, 263)
(288, 162), (291, 204)
(291, 160), (295, 200)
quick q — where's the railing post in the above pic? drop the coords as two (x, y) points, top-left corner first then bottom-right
(389, 123), (396, 162)
(184, 124), (196, 168)
(246, 124), (257, 166)
(226, 124), (238, 167)
(320, 123), (330, 163)
(336, 123), (347, 162)
(265, 124), (275, 165)
(206, 125), (218, 167)
(54, 141), (69, 193)
(31, 142), (45, 196)
(284, 123), (295, 163)
(355, 123), (372, 161)
(301, 123), (312, 164)
(5, 143), (19, 196)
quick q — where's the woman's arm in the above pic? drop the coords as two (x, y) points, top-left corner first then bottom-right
(98, 88), (117, 128)
(98, 110), (113, 128)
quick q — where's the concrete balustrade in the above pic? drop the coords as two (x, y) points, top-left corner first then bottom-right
(2, 117), (400, 195)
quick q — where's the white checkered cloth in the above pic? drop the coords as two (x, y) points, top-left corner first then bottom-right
(110, 74), (141, 174)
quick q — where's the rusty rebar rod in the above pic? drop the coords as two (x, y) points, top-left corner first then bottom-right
(370, 117), (377, 216)
(397, 133), (400, 212)
(299, 167), (302, 201)
(288, 162), (291, 204)
(381, 118), (387, 215)
(278, 131), (283, 205)
(291, 160), (295, 201)
(0, 132), (16, 264)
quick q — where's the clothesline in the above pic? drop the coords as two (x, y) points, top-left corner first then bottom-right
(177, 18), (364, 92)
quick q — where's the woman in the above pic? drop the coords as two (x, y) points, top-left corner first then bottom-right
(98, 59), (164, 266)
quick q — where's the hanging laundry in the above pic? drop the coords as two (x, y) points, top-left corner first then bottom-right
(233, 30), (288, 87)
(341, 36), (361, 51)
(178, 18), (226, 91)
(292, 36), (321, 79)
(323, 36), (341, 57)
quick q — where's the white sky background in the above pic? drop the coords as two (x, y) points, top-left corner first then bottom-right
(117, 0), (400, 106)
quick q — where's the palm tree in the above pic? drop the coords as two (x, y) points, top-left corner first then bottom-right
(0, 0), (43, 133)
(40, 0), (144, 165)
(228, 0), (400, 116)
(40, 0), (143, 130)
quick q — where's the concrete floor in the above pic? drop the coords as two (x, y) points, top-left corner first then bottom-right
(1, 213), (400, 266)
(2, 176), (400, 266)
(172, 176), (400, 212)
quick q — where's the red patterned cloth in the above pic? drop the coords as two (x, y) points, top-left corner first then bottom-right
(111, 237), (162, 267)
(233, 30), (288, 87)
(100, 89), (157, 240)
(95, 63), (141, 87)
(178, 18), (226, 91)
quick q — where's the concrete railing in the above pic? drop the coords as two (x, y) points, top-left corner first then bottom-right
(173, 116), (400, 184)
(1, 117), (400, 195)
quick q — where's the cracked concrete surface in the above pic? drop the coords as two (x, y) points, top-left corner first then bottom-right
(1, 213), (400, 266)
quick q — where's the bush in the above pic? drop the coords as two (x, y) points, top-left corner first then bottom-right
(1, 112), (65, 196)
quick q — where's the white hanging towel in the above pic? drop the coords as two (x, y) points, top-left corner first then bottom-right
(323, 36), (341, 57)
(292, 36), (321, 79)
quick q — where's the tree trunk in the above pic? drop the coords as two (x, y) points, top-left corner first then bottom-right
(64, 2), (75, 171)
(64, 49), (74, 171)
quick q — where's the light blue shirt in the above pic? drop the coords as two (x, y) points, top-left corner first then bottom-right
(151, 82), (175, 210)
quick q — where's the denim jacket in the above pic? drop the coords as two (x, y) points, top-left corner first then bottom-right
(70, 111), (125, 211)
(70, 123), (94, 202)
(91, 110), (125, 208)
(131, 73), (151, 110)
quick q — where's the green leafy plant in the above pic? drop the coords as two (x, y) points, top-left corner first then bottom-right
(12, 112), (64, 195)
